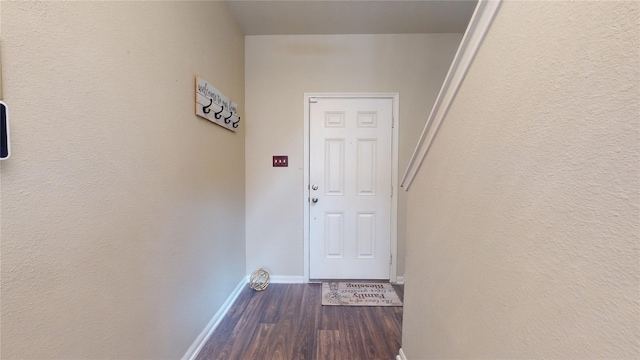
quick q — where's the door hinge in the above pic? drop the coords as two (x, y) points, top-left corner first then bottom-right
(391, 185), (393, 197)
(392, 117), (395, 128)
(390, 254), (393, 265)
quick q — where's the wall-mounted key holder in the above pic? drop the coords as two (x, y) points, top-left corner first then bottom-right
(195, 76), (240, 132)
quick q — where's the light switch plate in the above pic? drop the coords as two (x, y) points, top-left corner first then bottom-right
(273, 155), (288, 167)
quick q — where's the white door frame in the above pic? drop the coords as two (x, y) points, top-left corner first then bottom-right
(303, 92), (399, 283)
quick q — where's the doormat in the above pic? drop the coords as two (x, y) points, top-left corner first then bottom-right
(321, 282), (403, 306)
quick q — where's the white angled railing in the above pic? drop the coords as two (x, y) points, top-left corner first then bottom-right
(400, 0), (503, 191)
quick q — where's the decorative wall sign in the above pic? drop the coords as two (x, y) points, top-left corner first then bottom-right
(195, 76), (240, 132)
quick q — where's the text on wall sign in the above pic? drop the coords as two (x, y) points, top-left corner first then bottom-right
(195, 76), (240, 132)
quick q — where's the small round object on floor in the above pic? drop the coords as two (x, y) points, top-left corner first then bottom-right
(249, 268), (270, 291)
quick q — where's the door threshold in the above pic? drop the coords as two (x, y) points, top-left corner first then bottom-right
(309, 278), (392, 283)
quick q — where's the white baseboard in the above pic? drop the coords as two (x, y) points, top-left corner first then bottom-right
(269, 275), (304, 284)
(396, 348), (407, 360)
(182, 276), (248, 360)
(393, 276), (405, 285)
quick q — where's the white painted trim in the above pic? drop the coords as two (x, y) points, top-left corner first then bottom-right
(303, 93), (400, 283)
(182, 276), (248, 360)
(304, 96), (311, 283)
(390, 95), (400, 283)
(400, 0), (502, 190)
(396, 348), (408, 360)
(393, 276), (405, 285)
(269, 275), (304, 284)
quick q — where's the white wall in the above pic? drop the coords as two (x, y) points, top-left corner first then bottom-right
(245, 34), (462, 278)
(0, 2), (245, 358)
(403, 1), (639, 358)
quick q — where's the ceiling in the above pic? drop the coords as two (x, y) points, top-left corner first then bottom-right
(225, 0), (478, 36)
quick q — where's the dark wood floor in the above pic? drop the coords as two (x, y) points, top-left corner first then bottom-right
(195, 283), (403, 360)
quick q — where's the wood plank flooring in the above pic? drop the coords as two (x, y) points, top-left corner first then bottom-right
(195, 283), (403, 360)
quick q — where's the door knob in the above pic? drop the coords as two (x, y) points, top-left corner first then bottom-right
(311, 184), (319, 191)
(311, 197), (318, 203)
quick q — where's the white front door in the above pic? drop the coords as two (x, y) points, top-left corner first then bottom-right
(309, 97), (393, 279)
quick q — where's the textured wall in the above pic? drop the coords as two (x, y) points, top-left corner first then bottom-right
(0, 2), (245, 358)
(402, 1), (640, 358)
(245, 34), (462, 278)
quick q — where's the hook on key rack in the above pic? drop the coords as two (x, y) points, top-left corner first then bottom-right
(203, 99), (213, 114)
(224, 112), (234, 124)
(232, 117), (240, 129)
(214, 105), (225, 119)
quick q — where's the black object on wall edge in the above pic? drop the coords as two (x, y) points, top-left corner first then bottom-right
(1, 101), (9, 160)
